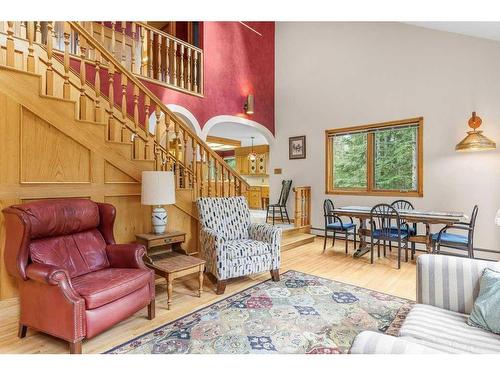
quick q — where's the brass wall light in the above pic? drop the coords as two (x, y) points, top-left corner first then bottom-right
(244, 94), (254, 114)
(455, 112), (496, 152)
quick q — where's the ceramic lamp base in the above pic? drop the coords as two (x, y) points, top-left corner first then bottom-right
(152, 206), (167, 234)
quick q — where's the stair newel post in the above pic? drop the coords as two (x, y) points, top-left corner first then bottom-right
(199, 51), (204, 94)
(94, 50), (102, 123)
(172, 40), (178, 86)
(45, 22), (55, 96)
(110, 21), (116, 59)
(25, 22), (36, 73)
(131, 22), (136, 74)
(107, 63), (118, 141)
(78, 37), (87, 120)
(5, 22), (14, 68)
(120, 21), (126, 66)
(156, 33), (162, 81)
(120, 74), (128, 142)
(145, 96), (154, 160)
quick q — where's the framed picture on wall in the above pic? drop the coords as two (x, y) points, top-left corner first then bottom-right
(289, 136), (306, 159)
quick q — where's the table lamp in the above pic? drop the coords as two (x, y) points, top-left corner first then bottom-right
(141, 171), (176, 234)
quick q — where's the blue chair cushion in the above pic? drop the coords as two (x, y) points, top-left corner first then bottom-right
(372, 228), (408, 239)
(391, 225), (416, 235)
(432, 232), (469, 245)
(326, 222), (355, 231)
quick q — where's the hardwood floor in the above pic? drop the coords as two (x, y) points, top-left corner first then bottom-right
(0, 237), (417, 354)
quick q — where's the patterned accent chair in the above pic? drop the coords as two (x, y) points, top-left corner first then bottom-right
(197, 196), (282, 294)
(350, 254), (500, 353)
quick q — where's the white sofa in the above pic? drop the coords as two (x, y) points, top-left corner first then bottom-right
(350, 254), (500, 354)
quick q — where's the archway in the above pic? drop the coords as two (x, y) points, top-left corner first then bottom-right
(201, 115), (275, 145)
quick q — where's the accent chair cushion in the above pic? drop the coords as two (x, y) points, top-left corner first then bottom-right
(431, 232), (468, 244)
(72, 268), (152, 309)
(326, 222), (355, 230)
(372, 228), (408, 239)
(468, 268), (500, 334)
(224, 239), (271, 259)
(399, 304), (500, 353)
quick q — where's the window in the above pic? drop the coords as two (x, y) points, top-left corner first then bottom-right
(326, 117), (423, 197)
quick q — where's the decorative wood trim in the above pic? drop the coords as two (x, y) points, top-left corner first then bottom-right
(325, 117), (424, 197)
(206, 135), (241, 148)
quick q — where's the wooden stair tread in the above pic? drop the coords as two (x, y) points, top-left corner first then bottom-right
(281, 232), (316, 251)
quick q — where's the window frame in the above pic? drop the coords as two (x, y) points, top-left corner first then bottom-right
(325, 117), (423, 197)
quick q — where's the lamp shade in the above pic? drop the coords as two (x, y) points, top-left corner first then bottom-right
(141, 171), (176, 205)
(455, 112), (496, 152)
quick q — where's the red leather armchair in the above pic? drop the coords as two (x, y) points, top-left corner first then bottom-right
(2, 198), (155, 354)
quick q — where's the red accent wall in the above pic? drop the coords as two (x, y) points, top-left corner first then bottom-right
(144, 22), (275, 134)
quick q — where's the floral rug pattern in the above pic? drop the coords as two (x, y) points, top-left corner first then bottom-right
(107, 270), (413, 354)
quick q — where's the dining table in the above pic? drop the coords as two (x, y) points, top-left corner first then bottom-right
(332, 206), (468, 258)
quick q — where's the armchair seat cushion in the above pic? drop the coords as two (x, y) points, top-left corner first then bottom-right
(431, 232), (468, 244)
(72, 268), (152, 309)
(225, 239), (271, 259)
(326, 222), (355, 230)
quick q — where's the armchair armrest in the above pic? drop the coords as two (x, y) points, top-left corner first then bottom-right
(26, 263), (71, 286)
(248, 223), (282, 245)
(200, 227), (226, 279)
(106, 243), (147, 269)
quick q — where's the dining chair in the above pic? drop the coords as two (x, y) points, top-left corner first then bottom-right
(432, 205), (478, 258)
(370, 204), (409, 269)
(391, 199), (417, 260)
(266, 180), (293, 225)
(322, 199), (357, 254)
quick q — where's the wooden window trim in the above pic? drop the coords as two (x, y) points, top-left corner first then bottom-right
(325, 117), (423, 197)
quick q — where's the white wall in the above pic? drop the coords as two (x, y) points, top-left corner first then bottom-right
(272, 22), (500, 252)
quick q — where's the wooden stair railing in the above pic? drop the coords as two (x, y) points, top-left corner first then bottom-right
(90, 21), (203, 97)
(0, 21), (248, 200)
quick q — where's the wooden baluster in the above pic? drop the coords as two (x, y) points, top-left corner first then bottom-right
(120, 74), (128, 142)
(221, 166), (225, 197)
(121, 21), (126, 65)
(193, 50), (198, 93)
(5, 22), (14, 67)
(26, 22), (35, 73)
(78, 38), (87, 120)
(157, 34), (162, 81)
(61, 23), (71, 98)
(174, 121), (180, 187)
(207, 153), (212, 197)
(183, 130), (188, 183)
(145, 96), (153, 160)
(164, 37), (170, 84)
(131, 22), (136, 73)
(147, 29), (153, 78)
(107, 64), (118, 141)
(198, 147), (204, 196)
(172, 40), (178, 86)
(199, 51), (204, 94)
(100, 22), (106, 47)
(179, 44), (185, 89)
(133, 84), (139, 129)
(94, 50), (103, 122)
(191, 137), (197, 197)
(164, 113), (170, 161)
(140, 25), (147, 76)
(20, 21), (27, 39)
(186, 48), (192, 91)
(35, 21), (41, 44)
(110, 22), (116, 59)
(155, 107), (162, 170)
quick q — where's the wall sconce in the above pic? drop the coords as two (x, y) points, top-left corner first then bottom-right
(244, 94), (254, 114)
(455, 112), (496, 152)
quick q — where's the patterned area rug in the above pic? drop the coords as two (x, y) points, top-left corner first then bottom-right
(107, 270), (413, 354)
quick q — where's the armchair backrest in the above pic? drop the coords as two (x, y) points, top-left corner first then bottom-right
(2, 199), (116, 280)
(196, 196), (251, 240)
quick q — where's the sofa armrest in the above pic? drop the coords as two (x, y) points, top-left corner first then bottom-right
(417, 254), (499, 314)
(106, 243), (147, 269)
(200, 228), (226, 278)
(350, 331), (441, 354)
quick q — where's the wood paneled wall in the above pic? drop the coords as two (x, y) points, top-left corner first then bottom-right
(0, 91), (198, 300)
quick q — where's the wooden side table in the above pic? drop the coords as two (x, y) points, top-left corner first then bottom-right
(135, 231), (205, 310)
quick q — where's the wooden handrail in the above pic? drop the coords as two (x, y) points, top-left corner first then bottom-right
(68, 22), (248, 189)
(136, 22), (202, 53)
